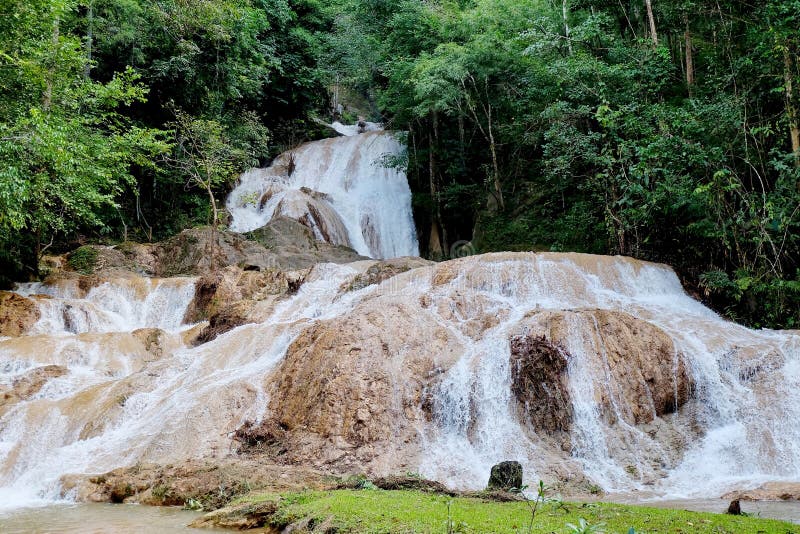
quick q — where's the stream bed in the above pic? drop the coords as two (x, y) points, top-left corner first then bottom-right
(0, 503), (223, 533)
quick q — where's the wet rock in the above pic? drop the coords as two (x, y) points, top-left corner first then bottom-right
(726, 499), (742, 515)
(722, 482), (800, 501)
(510, 335), (572, 433)
(267, 298), (463, 469)
(189, 499), (279, 530)
(191, 303), (253, 346)
(487, 461), (523, 491)
(248, 216), (367, 270)
(0, 291), (41, 337)
(340, 257), (432, 292)
(520, 309), (693, 426)
(0, 365), (68, 410)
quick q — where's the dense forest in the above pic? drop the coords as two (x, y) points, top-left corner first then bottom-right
(1, 0), (799, 327)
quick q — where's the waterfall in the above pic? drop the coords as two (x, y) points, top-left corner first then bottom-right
(415, 253), (800, 497)
(226, 123), (419, 259)
(1, 250), (799, 509)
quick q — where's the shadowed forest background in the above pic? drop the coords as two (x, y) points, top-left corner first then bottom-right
(1, 0), (799, 327)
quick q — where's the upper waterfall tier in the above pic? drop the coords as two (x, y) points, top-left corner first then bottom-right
(227, 126), (419, 259)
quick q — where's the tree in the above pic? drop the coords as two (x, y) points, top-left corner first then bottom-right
(165, 110), (251, 269)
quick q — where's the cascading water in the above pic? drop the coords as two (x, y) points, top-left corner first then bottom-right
(1, 246), (799, 513)
(0, 263), (369, 510)
(226, 123), (419, 259)
(414, 253), (800, 497)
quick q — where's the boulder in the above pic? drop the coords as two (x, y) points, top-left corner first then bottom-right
(0, 291), (40, 337)
(189, 500), (279, 530)
(248, 216), (367, 269)
(340, 257), (433, 292)
(726, 499), (742, 515)
(487, 461), (523, 491)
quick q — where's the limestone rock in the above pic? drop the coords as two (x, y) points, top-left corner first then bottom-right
(0, 365), (68, 411)
(722, 482), (800, 501)
(0, 291), (40, 337)
(510, 335), (572, 433)
(517, 309), (693, 426)
(267, 297), (463, 470)
(248, 216), (367, 270)
(189, 500), (279, 530)
(340, 257), (433, 292)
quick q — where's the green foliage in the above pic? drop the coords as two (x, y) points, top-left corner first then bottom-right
(327, 0), (800, 328)
(231, 489), (797, 533)
(67, 246), (98, 274)
(0, 0), (330, 276)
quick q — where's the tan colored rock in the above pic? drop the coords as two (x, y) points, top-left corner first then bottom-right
(0, 291), (40, 337)
(0, 365), (68, 411)
(519, 309), (693, 426)
(60, 459), (330, 506)
(340, 257), (432, 292)
(189, 499), (280, 531)
(722, 482), (800, 501)
(267, 298), (464, 471)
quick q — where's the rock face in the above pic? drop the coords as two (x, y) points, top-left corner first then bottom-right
(515, 309), (693, 427)
(0, 291), (40, 337)
(487, 461), (523, 491)
(510, 335), (572, 433)
(267, 296), (464, 471)
(6, 251), (797, 503)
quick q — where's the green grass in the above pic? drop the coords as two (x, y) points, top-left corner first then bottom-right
(229, 489), (799, 533)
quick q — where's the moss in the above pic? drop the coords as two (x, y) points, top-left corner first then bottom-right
(67, 246), (99, 275)
(223, 490), (799, 534)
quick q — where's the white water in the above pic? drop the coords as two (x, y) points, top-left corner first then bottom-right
(414, 254), (800, 497)
(1, 257), (799, 509)
(226, 123), (419, 259)
(0, 263), (373, 511)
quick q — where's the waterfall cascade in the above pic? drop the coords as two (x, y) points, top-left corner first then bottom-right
(226, 123), (419, 259)
(0, 125), (798, 513)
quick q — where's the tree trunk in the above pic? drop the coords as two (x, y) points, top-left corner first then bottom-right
(562, 0), (572, 54)
(487, 103), (504, 210)
(684, 14), (694, 95)
(645, 0), (658, 47)
(205, 177), (220, 271)
(84, 1), (93, 79)
(428, 112), (446, 259)
(43, 17), (60, 110)
(784, 46), (800, 168)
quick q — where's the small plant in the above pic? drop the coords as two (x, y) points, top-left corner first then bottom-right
(522, 480), (547, 534)
(444, 499), (469, 534)
(238, 191), (260, 208)
(586, 484), (603, 495)
(184, 497), (204, 511)
(565, 518), (605, 534)
(68, 246), (99, 274)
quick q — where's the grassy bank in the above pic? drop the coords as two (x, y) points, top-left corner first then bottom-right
(202, 489), (799, 533)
